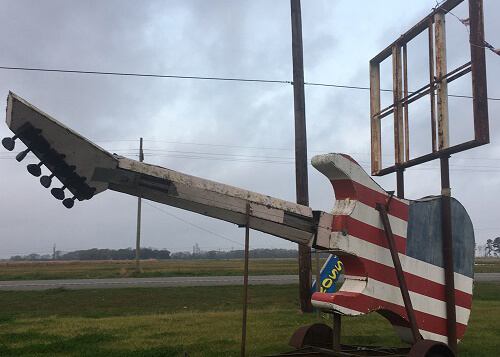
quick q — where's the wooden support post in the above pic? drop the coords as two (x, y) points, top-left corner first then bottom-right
(241, 204), (251, 357)
(135, 137), (144, 273)
(290, 0), (312, 313)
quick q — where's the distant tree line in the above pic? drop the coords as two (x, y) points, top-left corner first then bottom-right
(10, 247), (171, 261)
(9, 247), (299, 261)
(170, 248), (298, 260)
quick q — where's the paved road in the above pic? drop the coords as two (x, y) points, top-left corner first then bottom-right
(0, 273), (497, 291)
(0, 275), (299, 291)
(474, 272), (500, 282)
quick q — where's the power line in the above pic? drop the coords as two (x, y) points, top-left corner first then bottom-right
(0, 65), (498, 101)
(142, 200), (245, 247)
(3, 149), (500, 172)
(0, 65), (290, 85)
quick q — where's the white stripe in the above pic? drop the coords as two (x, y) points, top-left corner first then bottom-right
(391, 326), (459, 345)
(351, 201), (408, 238)
(329, 233), (473, 294)
(366, 278), (470, 325)
(312, 300), (363, 316)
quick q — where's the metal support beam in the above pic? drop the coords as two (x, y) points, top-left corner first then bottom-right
(332, 313), (341, 352)
(241, 203), (251, 357)
(135, 137), (144, 273)
(376, 203), (422, 344)
(435, 11), (449, 150)
(440, 157), (457, 353)
(392, 44), (404, 165)
(428, 19), (437, 153)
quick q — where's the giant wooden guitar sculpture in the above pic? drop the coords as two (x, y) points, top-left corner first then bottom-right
(3, 93), (473, 346)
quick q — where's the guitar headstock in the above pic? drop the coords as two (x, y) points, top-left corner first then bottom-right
(3, 92), (118, 208)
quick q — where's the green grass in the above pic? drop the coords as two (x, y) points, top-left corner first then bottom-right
(474, 257), (500, 273)
(0, 257), (497, 281)
(0, 283), (498, 356)
(0, 259), (303, 281)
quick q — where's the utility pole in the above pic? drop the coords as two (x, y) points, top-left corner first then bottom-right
(290, 0), (313, 313)
(135, 137), (144, 273)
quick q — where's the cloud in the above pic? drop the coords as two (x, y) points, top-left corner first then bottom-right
(0, 0), (498, 259)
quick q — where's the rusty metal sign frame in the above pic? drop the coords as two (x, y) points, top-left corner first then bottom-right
(369, 0), (489, 354)
(370, 0), (489, 179)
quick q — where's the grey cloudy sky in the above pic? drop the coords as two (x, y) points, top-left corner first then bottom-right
(0, 0), (498, 259)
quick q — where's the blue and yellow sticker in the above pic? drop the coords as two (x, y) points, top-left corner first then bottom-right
(312, 254), (343, 294)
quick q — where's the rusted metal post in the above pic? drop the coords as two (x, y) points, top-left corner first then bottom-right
(290, 0), (313, 313)
(392, 44), (404, 166)
(393, 43), (405, 199)
(396, 169), (405, 199)
(370, 61), (382, 175)
(403, 43), (409, 162)
(332, 313), (341, 352)
(428, 19), (437, 153)
(241, 203), (251, 357)
(440, 157), (457, 353)
(435, 10), (457, 353)
(435, 11), (449, 150)
(315, 250), (321, 318)
(135, 137), (144, 273)
(376, 203), (422, 344)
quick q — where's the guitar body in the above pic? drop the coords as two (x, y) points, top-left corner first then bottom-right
(311, 154), (474, 345)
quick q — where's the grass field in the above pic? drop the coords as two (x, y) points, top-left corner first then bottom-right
(0, 259), (304, 281)
(0, 283), (498, 356)
(474, 257), (500, 273)
(0, 257), (498, 281)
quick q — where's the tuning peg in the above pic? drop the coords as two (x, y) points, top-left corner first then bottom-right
(40, 173), (55, 188)
(63, 196), (76, 209)
(84, 186), (96, 200)
(51, 185), (66, 200)
(2, 134), (19, 151)
(27, 162), (43, 177)
(16, 148), (31, 162)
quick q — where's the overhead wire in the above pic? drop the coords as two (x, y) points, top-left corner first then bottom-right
(142, 200), (245, 248)
(0, 65), (498, 101)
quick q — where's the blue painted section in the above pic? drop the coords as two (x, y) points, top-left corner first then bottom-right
(312, 254), (344, 294)
(406, 196), (474, 278)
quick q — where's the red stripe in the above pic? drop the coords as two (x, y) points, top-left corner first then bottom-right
(331, 253), (472, 309)
(331, 179), (409, 222)
(346, 216), (407, 254)
(331, 215), (407, 254)
(311, 292), (467, 339)
(339, 154), (360, 165)
(332, 215), (349, 232)
(336, 254), (367, 278)
(360, 257), (472, 310)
